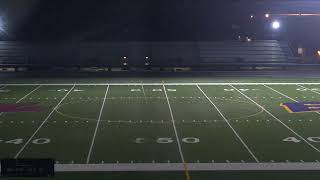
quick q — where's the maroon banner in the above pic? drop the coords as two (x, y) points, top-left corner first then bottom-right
(0, 103), (47, 112)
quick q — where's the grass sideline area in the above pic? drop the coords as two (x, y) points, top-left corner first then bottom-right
(1, 77), (320, 179)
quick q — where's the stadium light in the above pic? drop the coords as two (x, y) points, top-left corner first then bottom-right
(265, 13), (270, 18)
(272, 21), (281, 30)
(317, 50), (320, 57)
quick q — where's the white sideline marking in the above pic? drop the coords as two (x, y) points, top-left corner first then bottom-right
(29, 163), (320, 172)
(14, 85), (76, 158)
(264, 84), (320, 115)
(231, 85), (320, 153)
(0, 85), (42, 117)
(3, 82), (320, 86)
(197, 85), (259, 163)
(86, 85), (109, 164)
(162, 85), (187, 167)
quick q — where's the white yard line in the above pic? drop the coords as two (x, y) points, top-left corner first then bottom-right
(263, 85), (298, 102)
(0, 85), (42, 117)
(86, 85), (109, 164)
(297, 84), (320, 96)
(16, 85), (42, 103)
(2, 82), (320, 86)
(230, 85), (320, 153)
(14, 85), (76, 158)
(141, 83), (147, 103)
(162, 85), (188, 168)
(197, 85), (259, 163)
(264, 84), (320, 115)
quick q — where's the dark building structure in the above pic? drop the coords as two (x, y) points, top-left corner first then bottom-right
(0, 0), (318, 70)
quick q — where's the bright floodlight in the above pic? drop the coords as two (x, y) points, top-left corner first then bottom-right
(265, 13), (270, 18)
(272, 21), (280, 29)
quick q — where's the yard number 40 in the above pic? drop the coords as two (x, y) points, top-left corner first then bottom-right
(283, 137), (320, 143)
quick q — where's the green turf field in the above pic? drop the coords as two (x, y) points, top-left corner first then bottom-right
(1, 80), (320, 179)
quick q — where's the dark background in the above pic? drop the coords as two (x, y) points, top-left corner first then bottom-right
(0, 0), (319, 54)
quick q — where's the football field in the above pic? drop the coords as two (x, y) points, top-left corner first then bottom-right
(1, 80), (320, 179)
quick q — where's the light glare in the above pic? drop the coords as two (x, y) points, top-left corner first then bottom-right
(272, 21), (280, 29)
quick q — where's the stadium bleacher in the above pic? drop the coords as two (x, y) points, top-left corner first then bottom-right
(199, 40), (298, 65)
(0, 42), (29, 67)
(0, 40), (301, 71)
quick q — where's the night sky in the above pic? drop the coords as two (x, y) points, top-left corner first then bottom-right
(0, 0), (319, 43)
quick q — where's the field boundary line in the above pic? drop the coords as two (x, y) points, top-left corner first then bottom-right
(0, 85), (41, 117)
(197, 85), (259, 162)
(86, 85), (109, 164)
(3, 82), (320, 86)
(231, 85), (320, 153)
(264, 84), (320, 115)
(14, 85), (76, 158)
(163, 84), (191, 180)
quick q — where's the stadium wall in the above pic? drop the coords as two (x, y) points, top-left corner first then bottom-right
(0, 41), (297, 69)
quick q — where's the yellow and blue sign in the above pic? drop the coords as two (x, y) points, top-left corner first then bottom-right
(281, 102), (320, 113)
